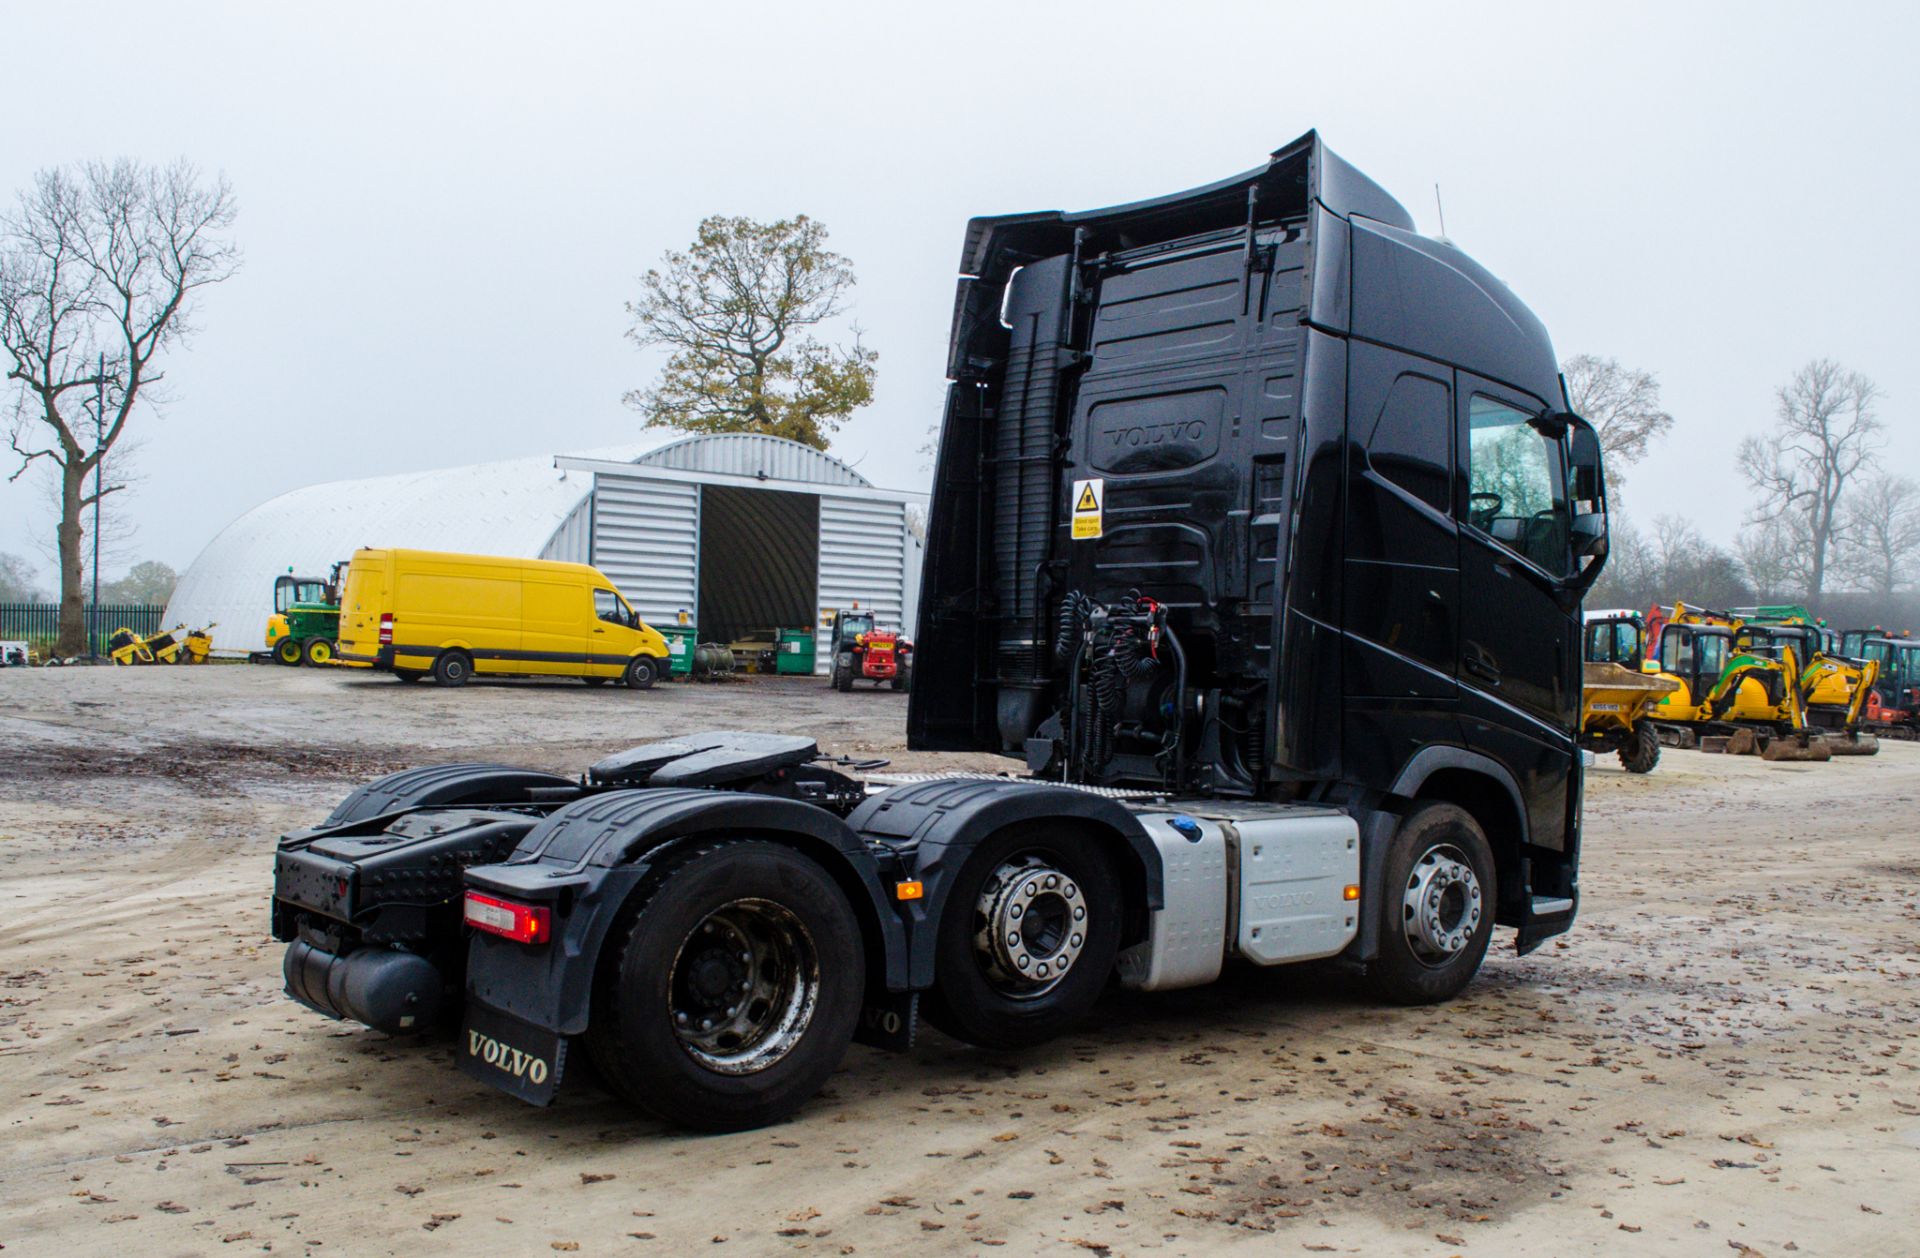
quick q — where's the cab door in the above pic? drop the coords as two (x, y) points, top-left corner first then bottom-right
(589, 587), (640, 677)
(1455, 378), (1579, 853)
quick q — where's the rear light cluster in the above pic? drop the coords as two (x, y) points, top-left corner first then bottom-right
(463, 891), (550, 944)
(379, 613), (394, 646)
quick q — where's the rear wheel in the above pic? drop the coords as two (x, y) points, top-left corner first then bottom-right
(922, 824), (1121, 1051)
(303, 638), (335, 667)
(1619, 720), (1660, 773)
(833, 661), (853, 693)
(584, 841), (864, 1132)
(432, 650), (472, 687)
(624, 656), (658, 690)
(1366, 803), (1495, 1005)
(274, 637), (302, 666)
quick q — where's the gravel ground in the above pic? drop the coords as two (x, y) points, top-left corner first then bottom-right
(1, 665), (1915, 1256)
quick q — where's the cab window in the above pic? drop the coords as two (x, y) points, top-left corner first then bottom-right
(593, 589), (632, 627)
(1585, 621), (1639, 665)
(1467, 396), (1572, 575)
(274, 577), (294, 614)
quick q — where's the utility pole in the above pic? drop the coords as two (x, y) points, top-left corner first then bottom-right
(89, 353), (102, 661)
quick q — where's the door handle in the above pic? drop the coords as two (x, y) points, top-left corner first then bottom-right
(593, 627), (606, 634)
(1464, 652), (1501, 685)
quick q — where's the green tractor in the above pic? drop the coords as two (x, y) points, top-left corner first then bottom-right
(265, 565), (344, 666)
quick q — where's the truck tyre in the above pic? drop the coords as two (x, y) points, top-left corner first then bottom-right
(1619, 720), (1660, 774)
(623, 656), (658, 690)
(584, 840), (864, 1132)
(1366, 803), (1496, 1006)
(274, 637), (302, 666)
(303, 638), (335, 667)
(833, 663), (853, 693)
(921, 823), (1122, 1051)
(432, 650), (472, 687)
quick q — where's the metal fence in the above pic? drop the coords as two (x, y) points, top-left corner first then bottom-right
(0, 602), (165, 655)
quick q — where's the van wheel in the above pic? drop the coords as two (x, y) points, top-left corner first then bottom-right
(583, 675), (608, 687)
(432, 651), (472, 687)
(624, 656), (658, 690)
(921, 823), (1121, 1051)
(1366, 803), (1495, 1005)
(584, 840), (864, 1131)
(393, 669), (423, 683)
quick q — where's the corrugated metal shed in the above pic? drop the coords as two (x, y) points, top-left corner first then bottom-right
(165, 442), (664, 654)
(168, 433), (927, 661)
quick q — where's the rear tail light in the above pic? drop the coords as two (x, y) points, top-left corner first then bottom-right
(379, 613), (394, 645)
(464, 891), (551, 944)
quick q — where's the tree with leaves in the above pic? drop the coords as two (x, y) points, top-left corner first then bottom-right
(1837, 473), (1920, 598)
(1561, 354), (1674, 486)
(1, 159), (239, 653)
(101, 558), (177, 605)
(1737, 359), (1882, 602)
(624, 215), (875, 451)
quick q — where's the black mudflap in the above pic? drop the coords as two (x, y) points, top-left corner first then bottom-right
(461, 1001), (567, 1105)
(853, 991), (918, 1053)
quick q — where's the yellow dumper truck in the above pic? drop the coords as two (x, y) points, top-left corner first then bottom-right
(332, 549), (671, 689)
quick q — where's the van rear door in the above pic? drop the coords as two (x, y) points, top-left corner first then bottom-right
(338, 551), (391, 659)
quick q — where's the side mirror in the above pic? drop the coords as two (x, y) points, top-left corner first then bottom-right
(1562, 416), (1609, 590)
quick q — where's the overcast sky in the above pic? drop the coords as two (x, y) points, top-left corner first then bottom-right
(2, 1), (1915, 589)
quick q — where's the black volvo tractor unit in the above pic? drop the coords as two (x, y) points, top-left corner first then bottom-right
(271, 132), (1609, 1132)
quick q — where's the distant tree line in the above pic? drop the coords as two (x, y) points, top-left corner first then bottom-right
(1575, 353), (1910, 627)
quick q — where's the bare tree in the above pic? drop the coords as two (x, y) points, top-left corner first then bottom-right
(1562, 354), (1674, 483)
(625, 215), (875, 450)
(1735, 531), (1800, 604)
(1, 160), (238, 653)
(1737, 359), (1882, 603)
(1837, 473), (1920, 598)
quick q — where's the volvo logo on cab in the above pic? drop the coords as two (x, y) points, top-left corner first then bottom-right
(1107, 419), (1209, 449)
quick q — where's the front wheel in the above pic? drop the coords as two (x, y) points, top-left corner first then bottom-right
(1366, 803), (1495, 1005)
(624, 656), (658, 690)
(1619, 720), (1660, 773)
(921, 824), (1122, 1051)
(584, 841), (864, 1132)
(274, 637), (302, 666)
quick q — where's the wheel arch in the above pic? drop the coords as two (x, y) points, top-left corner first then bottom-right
(465, 790), (907, 1038)
(846, 779), (1164, 989)
(1350, 748), (1531, 960)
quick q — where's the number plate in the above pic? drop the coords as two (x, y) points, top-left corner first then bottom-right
(459, 1000), (567, 1105)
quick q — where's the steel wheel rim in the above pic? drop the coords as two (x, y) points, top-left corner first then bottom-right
(1402, 842), (1483, 967)
(972, 854), (1088, 999)
(667, 897), (819, 1075)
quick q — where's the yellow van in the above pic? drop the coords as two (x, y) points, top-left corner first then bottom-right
(333, 548), (671, 689)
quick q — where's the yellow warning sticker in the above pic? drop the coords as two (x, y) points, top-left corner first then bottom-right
(1071, 477), (1103, 540)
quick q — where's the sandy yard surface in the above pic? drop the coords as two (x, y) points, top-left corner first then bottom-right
(0, 665), (1914, 1256)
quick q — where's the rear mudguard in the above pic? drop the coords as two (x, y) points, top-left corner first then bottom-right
(323, 763), (577, 827)
(845, 778), (1164, 988)
(462, 789), (905, 1037)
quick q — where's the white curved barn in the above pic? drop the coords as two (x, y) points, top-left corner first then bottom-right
(167, 434), (924, 660)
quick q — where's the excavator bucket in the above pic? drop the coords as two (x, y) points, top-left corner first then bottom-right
(1825, 731), (1879, 756)
(1725, 728), (1761, 756)
(1761, 734), (1831, 762)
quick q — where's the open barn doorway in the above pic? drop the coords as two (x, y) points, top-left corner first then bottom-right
(697, 485), (819, 663)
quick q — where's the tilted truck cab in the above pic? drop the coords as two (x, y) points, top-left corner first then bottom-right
(270, 133), (1608, 1133)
